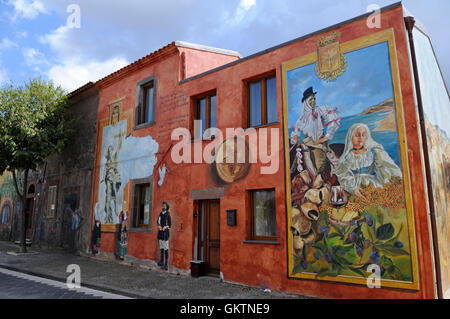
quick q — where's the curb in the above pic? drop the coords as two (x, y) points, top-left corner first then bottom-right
(0, 263), (152, 299)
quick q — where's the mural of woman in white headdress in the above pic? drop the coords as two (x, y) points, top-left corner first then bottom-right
(335, 123), (402, 199)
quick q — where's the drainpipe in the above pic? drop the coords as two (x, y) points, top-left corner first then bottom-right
(404, 16), (443, 299)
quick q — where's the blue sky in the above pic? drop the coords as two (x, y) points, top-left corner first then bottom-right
(0, 0), (449, 92)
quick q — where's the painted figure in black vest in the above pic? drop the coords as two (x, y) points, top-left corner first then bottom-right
(91, 218), (101, 255)
(157, 201), (171, 270)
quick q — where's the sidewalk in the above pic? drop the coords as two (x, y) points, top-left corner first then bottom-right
(0, 241), (313, 299)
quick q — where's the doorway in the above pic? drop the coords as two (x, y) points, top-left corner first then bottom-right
(196, 199), (220, 275)
(61, 193), (79, 251)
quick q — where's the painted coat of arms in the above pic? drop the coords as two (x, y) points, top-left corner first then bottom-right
(315, 32), (347, 81)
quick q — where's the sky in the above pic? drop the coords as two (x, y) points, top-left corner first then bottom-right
(0, 0), (449, 93)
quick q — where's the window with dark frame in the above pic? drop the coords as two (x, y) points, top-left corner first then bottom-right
(142, 83), (155, 124)
(249, 189), (277, 240)
(194, 93), (216, 139)
(247, 74), (277, 127)
(135, 75), (157, 128)
(132, 179), (153, 229)
(47, 185), (57, 218)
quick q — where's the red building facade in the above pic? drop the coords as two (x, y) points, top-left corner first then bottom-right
(87, 3), (448, 299)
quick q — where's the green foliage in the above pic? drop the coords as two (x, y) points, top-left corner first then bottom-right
(376, 243), (409, 257)
(0, 78), (75, 178)
(376, 223), (395, 240)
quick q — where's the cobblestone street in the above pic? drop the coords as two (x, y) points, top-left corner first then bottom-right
(0, 241), (312, 299)
(0, 268), (129, 299)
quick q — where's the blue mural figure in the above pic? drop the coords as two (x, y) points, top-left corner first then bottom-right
(101, 129), (125, 224)
(71, 209), (82, 253)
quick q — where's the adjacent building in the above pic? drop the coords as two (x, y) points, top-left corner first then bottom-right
(0, 82), (99, 251)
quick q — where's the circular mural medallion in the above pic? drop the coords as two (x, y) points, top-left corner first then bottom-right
(214, 137), (251, 184)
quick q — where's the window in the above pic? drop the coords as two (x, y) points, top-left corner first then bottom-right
(47, 186), (57, 218)
(194, 93), (216, 139)
(249, 189), (277, 240)
(143, 83), (155, 123)
(247, 75), (277, 127)
(135, 75), (157, 127)
(131, 178), (153, 229)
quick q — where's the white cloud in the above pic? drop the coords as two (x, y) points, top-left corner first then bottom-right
(39, 26), (68, 56)
(23, 48), (48, 66)
(0, 68), (8, 86)
(9, 0), (48, 21)
(16, 31), (28, 39)
(240, 0), (256, 11)
(0, 39), (16, 85)
(0, 38), (18, 50)
(40, 24), (129, 91)
(229, 0), (257, 25)
(0, 58), (8, 85)
(47, 57), (128, 92)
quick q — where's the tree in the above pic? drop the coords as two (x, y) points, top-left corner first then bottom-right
(0, 78), (74, 252)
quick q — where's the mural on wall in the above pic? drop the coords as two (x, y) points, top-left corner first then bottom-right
(1, 202), (11, 225)
(115, 203), (129, 260)
(0, 173), (20, 241)
(95, 109), (159, 226)
(211, 137), (251, 185)
(282, 29), (419, 289)
(110, 104), (121, 126)
(413, 26), (450, 297)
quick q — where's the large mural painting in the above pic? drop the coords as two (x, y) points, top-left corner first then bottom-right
(413, 26), (450, 298)
(95, 105), (159, 226)
(282, 29), (419, 289)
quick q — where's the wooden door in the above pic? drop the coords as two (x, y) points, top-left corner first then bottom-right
(196, 199), (220, 274)
(206, 199), (220, 274)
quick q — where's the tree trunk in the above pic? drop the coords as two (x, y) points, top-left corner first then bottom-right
(20, 169), (29, 253)
(12, 169), (29, 253)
